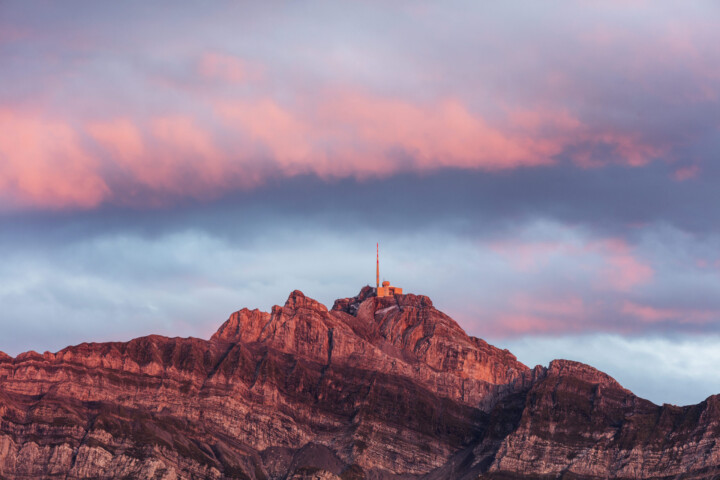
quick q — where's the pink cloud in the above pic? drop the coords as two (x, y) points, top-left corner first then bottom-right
(216, 99), (315, 174)
(479, 237), (657, 336)
(0, 88), (681, 210)
(197, 52), (252, 84)
(215, 94), (565, 181)
(89, 115), (239, 203)
(483, 295), (589, 336)
(474, 293), (717, 338)
(87, 117), (145, 161)
(621, 301), (718, 324)
(472, 294), (589, 336)
(489, 241), (565, 272)
(149, 115), (226, 186)
(489, 314), (562, 336)
(673, 165), (700, 181)
(621, 301), (677, 322)
(318, 95), (557, 171)
(491, 237), (653, 292)
(514, 294), (587, 318)
(571, 131), (665, 168)
(591, 238), (654, 291)
(507, 108), (582, 135)
(0, 109), (108, 209)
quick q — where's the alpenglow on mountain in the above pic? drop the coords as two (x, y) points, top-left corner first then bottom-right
(1, 287), (719, 479)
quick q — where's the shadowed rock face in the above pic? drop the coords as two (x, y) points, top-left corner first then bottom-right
(0, 288), (719, 479)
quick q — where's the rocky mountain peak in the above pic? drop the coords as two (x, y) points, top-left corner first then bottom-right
(547, 359), (630, 393)
(283, 289), (328, 313)
(331, 286), (433, 317)
(4, 288), (719, 479)
(208, 288), (529, 404)
(210, 307), (271, 343)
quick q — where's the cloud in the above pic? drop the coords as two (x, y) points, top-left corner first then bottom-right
(87, 118), (145, 161)
(0, 99), (568, 210)
(490, 236), (653, 293)
(621, 301), (718, 325)
(673, 165), (700, 181)
(197, 52), (250, 84)
(214, 94), (569, 176)
(1, 2), (717, 211)
(595, 238), (654, 291)
(1, 90), (680, 211)
(0, 109), (109, 209)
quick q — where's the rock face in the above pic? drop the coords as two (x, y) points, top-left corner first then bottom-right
(0, 288), (718, 479)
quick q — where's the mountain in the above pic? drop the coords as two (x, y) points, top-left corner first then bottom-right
(0, 288), (719, 479)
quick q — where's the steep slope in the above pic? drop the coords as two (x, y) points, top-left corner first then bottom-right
(0, 288), (718, 480)
(0, 288), (529, 479)
(214, 288), (529, 409)
(483, 360), (720, 479)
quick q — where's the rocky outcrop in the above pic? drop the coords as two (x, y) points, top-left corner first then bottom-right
(0, 288), (718, 479)
(484, 360), (720, 479)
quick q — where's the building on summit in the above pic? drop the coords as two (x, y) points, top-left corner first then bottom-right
(377, 280), (402, 297)
(376, 243), (402, 298)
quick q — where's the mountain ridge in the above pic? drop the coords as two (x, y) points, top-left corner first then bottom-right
(0, 288), (718, 479)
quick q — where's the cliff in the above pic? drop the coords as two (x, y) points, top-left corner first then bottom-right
(0, 288), (717, 479)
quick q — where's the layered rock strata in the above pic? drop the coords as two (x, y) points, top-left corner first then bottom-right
(0, 288), (717, 479)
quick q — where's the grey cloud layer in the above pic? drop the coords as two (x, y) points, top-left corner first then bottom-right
(3, 164), (720, 333)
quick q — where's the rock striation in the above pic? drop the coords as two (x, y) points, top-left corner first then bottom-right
(0, 288), (718, 479)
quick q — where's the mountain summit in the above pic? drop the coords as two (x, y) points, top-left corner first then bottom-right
(0, 289), (719, 479)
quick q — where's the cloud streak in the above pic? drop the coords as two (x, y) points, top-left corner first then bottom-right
(0, 98), (590, 209)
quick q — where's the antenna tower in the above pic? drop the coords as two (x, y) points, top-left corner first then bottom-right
(376, 243), (380, 288)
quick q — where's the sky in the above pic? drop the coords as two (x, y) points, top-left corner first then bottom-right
(1, 0), (719, 406)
